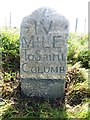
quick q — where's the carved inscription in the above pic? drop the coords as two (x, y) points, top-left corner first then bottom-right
(20, 19), (67, 79)
(20, 7), (69, 99)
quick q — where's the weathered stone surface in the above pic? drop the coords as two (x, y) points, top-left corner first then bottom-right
(20, 7), (69, 99)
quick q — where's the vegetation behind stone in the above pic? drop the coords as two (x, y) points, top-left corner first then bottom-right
(0, 29), (90, 119)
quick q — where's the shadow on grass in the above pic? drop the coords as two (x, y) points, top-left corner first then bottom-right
(1, 74), (89, 120)
(1, 91), (68, 120)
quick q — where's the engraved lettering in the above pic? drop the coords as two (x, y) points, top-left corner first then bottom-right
(59, 67), (65, 73)
(53, 36), (62, 48)
(28, 54), (34, 61)
(31, 67), (37, 73)
(44, 66), (50, 73)
(22, 63), (28, 72)
(50, 66), (58, 73)
(35, 50), (41, 61)
(40, 20), (53, 34)
(22, 36), (34, 48)
(42, 37), (50, 48)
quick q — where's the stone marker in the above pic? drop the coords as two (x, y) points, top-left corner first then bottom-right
(20, 7), (69, 99)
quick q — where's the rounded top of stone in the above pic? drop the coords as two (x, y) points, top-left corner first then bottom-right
(21, 7), (69, 34)
(28, 7), (58, 19)
(22, 7), (69, 22)
(31, 7), (56, 15)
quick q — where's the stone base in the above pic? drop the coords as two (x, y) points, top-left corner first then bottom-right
(21, 78), (65, 99)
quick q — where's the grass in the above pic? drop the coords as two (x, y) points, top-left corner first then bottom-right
(0, 98), (68, 119)
(0, 30), (89, 119)
(0, 67), (90, 120)
(0, 98), (89, 119)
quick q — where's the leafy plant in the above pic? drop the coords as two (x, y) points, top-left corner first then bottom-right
(67, 33), (89, 68)
(66, 62), (87, 86)
(0, 30), (20, 72)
